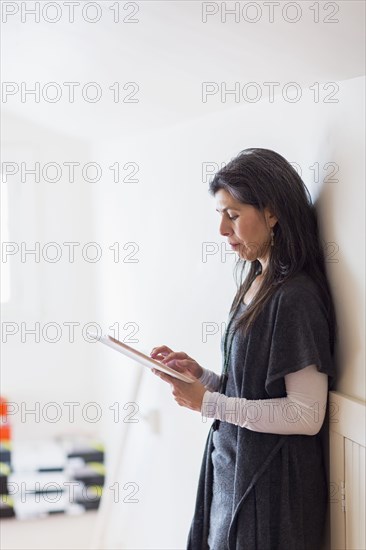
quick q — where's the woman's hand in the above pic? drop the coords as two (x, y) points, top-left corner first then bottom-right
(151, 369), (207, 412)
(149, 345), (204, 379)
(149, 345), (207, 412)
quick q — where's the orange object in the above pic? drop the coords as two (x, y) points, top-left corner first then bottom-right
(0, 397), (8, 418)
(0, 397), (11, 442)
(0, 424), (11, 441)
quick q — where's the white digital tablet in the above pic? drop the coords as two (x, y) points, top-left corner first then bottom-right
(88, 332), (194, 384)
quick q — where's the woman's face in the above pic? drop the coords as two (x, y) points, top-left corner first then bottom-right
(215, 189), (277, 270)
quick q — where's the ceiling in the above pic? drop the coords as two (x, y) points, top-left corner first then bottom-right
(2, 0), (365, 140)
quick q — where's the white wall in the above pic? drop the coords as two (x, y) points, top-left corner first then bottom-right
(1, 113), (102, 440)
(89, 75), (365, 549)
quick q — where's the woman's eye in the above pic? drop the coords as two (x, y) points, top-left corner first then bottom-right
(228, 215), (238, 221)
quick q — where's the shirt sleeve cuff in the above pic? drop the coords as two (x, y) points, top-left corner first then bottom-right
(198, 368), (221, 392)
(201, 390), (221, 419)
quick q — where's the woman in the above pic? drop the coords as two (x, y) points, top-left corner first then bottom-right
(150, 148), (338, 550)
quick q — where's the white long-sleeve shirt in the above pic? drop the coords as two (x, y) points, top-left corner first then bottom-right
(199, 364), (328, 436)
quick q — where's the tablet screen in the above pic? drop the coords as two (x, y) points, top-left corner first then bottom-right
(88, 332), (194, 384)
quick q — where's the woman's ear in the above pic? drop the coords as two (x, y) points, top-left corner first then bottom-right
(264, 207), (278, 227)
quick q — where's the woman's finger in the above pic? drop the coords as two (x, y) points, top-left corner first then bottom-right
(160, 351), (189, 364)
(173, 359), (191, 368)
(150, 346), (173, 358)
(165, 360), (184, 371)
(165, 359), (201, 379)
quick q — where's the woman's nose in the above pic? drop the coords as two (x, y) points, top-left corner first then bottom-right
(219, 217), (232, 237)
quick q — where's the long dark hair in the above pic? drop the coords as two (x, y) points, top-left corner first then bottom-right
(209, 147), (338, 355)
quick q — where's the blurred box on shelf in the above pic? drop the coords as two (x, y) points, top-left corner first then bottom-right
(0, 433), (105, 520)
